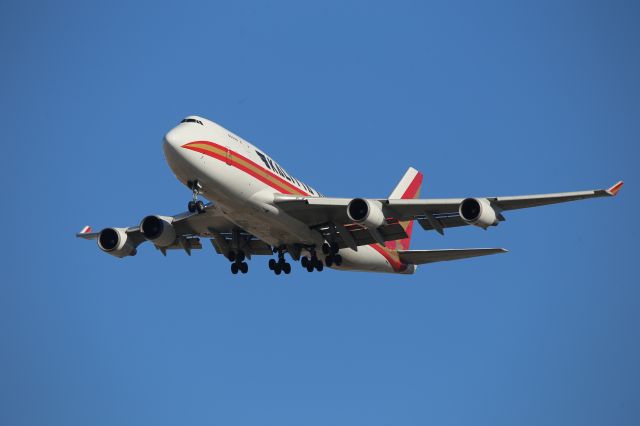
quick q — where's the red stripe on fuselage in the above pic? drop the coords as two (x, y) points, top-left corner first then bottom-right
(182, 141), (309, 196)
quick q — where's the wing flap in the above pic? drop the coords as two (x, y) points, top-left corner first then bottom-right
(208, 236), (273, 256)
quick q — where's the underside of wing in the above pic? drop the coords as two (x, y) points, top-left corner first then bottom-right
(76, 203), (267, 258)
(398, 248), (508, 265)
(276, 181), (623, 241)
(208, 229), (273, 259)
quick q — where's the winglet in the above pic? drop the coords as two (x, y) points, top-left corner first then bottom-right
(80, 225), (92, 234)
(606, 181), (624, 196)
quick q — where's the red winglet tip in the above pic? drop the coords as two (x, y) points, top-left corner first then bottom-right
(607, 181), (624, 196)
(80, 226), (92, 234)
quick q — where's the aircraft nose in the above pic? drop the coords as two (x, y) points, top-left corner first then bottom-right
(163, 127), (183, 150)
(162, 127), (189, 169)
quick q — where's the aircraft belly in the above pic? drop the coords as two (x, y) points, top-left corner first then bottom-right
(328, 246), (397, 273)
(193, 166), (319, 247)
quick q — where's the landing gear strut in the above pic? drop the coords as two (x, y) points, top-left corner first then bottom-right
(269, 248), (291, 275)
(187, 180), (205, 214)
(228, 250), (248, 274)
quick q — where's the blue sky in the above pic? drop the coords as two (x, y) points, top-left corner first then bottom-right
(1, 1), (638, 425)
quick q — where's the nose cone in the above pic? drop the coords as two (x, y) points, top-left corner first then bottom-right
(163, 125), (193, 181)
(163, 127), (183, 152)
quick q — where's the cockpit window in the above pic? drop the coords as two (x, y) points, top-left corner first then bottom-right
(181, 118), (203, 125)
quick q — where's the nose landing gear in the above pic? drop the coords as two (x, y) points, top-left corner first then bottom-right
(187, 180), (205, 214)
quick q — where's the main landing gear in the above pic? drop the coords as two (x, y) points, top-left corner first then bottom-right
(187, 180), (205, 214)
(301, 249), (324, 272)
(268, 249), (291, 275)
(322, 242), (342, 267)
(228, 250), (248, 274)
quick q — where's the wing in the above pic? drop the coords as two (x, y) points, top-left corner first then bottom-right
(397, 248), (507, 265)
(273, 195), (411, 250)
(391, 180), (624, 234)
(274, 181), (623, 242)
(77, 203), (272, 258)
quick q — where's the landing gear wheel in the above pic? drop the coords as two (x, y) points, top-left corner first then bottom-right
(306, 263), (314, 272)
(231, 263), (239, 274)
(283, 263), (291, 274)
(330, 242), (339, 254)
(236, 251), (246, 262)
(188, 201), (196, 213)
(325, 256), (333, 267)
(301, 257), (309, 268)
(268, 259), (276, 270)
(274, 264), (282, 275)
(334, 254), (343, 266)
(195, 200), (205, 214)
(228, 251), (236, 262)
(239, 262), (248, 274)
(316, 260), (324, 272)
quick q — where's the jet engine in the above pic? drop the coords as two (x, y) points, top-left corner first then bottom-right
(347, 198), (386, 229)
(140, 215), (176, 247)
(97, 227), (137, 258)
(459, 198), (499, 229)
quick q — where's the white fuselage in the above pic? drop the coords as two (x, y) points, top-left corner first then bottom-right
(162, 116), (414, 274)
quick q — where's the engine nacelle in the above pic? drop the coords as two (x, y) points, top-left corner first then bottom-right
(459, 198), (499, 229)
(97, 227), (136, 258)
(347, 198), (386, 229)
(140, 215), (176, 247)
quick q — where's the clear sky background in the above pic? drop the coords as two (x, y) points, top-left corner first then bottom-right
(1, 1), (638, 425)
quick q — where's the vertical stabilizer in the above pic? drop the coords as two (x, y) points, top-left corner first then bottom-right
(385, 167), (423, 251)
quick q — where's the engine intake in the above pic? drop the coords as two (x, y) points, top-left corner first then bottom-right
(97, 227), (136, 258)
(347, 198), (386, 229)
(140, 215), (176, 247)
(459, 198), (498, 229)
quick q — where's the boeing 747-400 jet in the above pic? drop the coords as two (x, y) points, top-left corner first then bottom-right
(77, 116), (623, 275)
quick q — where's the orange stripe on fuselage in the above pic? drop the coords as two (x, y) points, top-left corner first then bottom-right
(182, 141), (308, 196)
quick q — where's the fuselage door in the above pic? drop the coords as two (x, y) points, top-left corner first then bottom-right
(225, 148), (233, 165)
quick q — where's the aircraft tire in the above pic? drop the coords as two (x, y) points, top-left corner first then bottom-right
(231, 263), (239, 274)
(330, 242), (340, 254)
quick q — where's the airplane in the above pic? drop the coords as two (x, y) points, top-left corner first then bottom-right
(77, 116), (624, 275)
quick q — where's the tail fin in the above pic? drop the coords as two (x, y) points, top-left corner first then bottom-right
(386, 167), (423, 251)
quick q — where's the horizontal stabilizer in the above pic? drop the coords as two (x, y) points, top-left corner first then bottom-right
(76, 225), (99, 240)
(397, 248), (507, 265)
